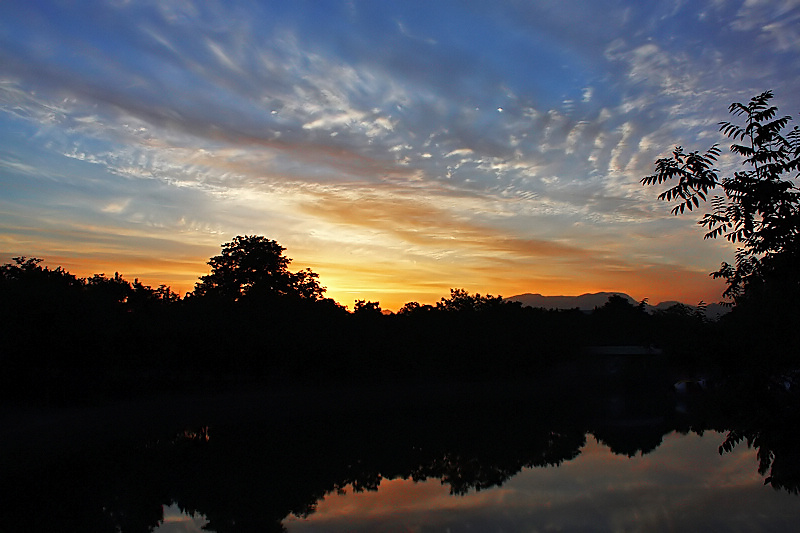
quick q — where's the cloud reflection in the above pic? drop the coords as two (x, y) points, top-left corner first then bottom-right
(285, 432), (794, 532)
(152, 503), (212, 533)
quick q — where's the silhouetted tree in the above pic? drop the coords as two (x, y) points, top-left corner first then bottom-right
(396, 301), (423, 315)
(436, 288), (507, 312)
(588, 294), (652, 346)
(642, 91), (800, 304)
(643, 92), (800, 368)
(595, 294), (641, 314)
(86, 272), (133, 306)
(0, 256), (83, 303)
(353, 299), (383, 316)
(192, 235), (325, 301)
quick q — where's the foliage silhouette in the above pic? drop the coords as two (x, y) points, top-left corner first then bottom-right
(436, 288), (510, 312)
(193, 235), (325, 301)
(0, 256), (185, 402)
(353, 299), (383, 316)
(642, 91), (800, 304)
(642, 91), (800, 369)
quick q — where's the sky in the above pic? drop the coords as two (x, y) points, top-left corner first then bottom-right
(1, 0), (799, 310)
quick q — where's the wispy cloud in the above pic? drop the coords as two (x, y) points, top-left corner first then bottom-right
(0, 0), (797, 307)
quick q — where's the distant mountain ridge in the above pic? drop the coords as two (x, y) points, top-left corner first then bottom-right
(506, 292), (729, 320)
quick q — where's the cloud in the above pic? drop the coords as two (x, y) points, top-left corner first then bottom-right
(1, 0), (797, 308)
(395, 20), (438, 45)
(307, 195), (592, 260)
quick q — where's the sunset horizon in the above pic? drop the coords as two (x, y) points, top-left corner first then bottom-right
(1, 1), (795, 312)
(3, 243), (726, 312)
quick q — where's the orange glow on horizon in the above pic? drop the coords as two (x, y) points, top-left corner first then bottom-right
(317, 260), (727, 311)
(0, 251), (727, 310)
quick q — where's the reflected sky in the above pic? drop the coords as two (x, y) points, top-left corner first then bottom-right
(151, 503), (211, 533)
(285, 431), (800, 532)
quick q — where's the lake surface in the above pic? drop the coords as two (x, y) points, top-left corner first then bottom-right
(282, 431), (799, 533)
(3, 377), (800, 531)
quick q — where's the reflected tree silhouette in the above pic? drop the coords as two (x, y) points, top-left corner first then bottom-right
(717, 376), (800, 494)
(4, 374), (800, 532)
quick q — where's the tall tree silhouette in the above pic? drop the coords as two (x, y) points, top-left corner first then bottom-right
(192, 235), (325, 301)
(642, 91), (800, 303)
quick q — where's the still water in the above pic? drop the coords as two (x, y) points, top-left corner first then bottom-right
(3, 379), (800, 531)
(283, 431), (798, 533)
(148, 430), (798, 533)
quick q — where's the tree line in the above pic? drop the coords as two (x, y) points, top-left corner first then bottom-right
(0, 233), (757, 405)
(0, 238), (723, 404)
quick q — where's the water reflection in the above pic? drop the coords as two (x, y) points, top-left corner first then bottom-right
(286, 431), (798, 532)
(152, 503), (212, 533)
(3, 375), (800, 531)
